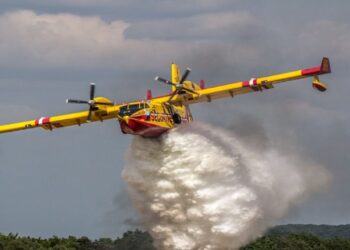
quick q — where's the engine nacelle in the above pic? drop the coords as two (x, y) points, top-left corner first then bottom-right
(94, 97), (114, 110)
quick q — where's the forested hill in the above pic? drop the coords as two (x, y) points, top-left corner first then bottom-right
(269, 224), (350, 239)
(1, 224), (350, 250)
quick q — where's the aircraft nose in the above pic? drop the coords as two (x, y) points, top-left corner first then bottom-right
(122, 116), (137, 130)
(121, 116), (140, 132)
(122, 116), (130, 125)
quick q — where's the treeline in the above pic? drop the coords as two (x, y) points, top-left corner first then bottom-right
(2, 225), (350, 250)
(241, 233), (350, 250)
(0, 230), (154, 250)
(269, 224), (350, 239)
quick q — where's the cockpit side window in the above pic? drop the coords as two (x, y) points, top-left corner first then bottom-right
(119, 103), (149, 117)
(140, 103), (150, 109)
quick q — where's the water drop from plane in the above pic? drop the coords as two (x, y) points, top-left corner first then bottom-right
(123, 122), (330, 250)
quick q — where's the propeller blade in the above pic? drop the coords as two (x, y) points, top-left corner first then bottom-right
(90, 83), (95, 100)
(87, 106), (93, 122)
(179, 68), (191, 85)
(66, 99), (89, 104)
(155, 76), (175, 86)
(168, 90), (178, 102)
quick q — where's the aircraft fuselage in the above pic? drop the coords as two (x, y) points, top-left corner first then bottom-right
(118, 101), (193, 137)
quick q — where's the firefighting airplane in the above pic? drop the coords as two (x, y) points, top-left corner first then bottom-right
(0, 57), (331, 137)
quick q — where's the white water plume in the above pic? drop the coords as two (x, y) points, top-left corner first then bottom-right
(122, 122), (330, 250)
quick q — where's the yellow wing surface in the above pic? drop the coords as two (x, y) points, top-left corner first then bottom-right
(154, 57), (331, 105)
(0, 100), (120, 134)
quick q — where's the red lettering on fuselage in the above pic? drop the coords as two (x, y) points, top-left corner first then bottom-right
(149, 114), (172, 123)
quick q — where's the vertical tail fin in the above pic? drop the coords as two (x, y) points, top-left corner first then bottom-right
(171, 63), (181, 92)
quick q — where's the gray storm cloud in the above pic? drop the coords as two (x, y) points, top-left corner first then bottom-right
(122, 122), (330, 250)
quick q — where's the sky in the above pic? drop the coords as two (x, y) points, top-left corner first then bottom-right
(0, 0), (349, 239)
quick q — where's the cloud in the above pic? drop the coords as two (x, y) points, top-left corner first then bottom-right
(125, 11), (261, 41)
(0, 104), (39, 123)
(294, 20), (350, 62)
(0, 10), (128, 69)
(0, 5), (347, 74)
(0, 10), (273, 74)
(4, 9), (338, 79)
(226, 113), (270, 151)
(3, 0), (239, 13)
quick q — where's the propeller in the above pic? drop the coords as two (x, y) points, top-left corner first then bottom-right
(66, 83), (114, 122)
(155, 67), (198, 102)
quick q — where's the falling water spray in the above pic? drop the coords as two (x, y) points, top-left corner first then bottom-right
(122, 122), (330, 250)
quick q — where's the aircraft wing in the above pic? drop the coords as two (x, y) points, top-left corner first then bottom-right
(182, 57), (331, 104)
(0, 106), (120, 134)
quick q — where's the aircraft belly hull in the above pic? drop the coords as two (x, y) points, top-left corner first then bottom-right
(120, 118), (171, 138)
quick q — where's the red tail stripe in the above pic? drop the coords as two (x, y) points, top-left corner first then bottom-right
(301, 66), (321, 76)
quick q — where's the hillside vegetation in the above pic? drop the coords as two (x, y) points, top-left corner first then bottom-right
(269, 224), (350, 239)
(1, 225), (350, 250)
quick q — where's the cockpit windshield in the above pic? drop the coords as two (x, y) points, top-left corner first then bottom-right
(119, 103), (149, 117)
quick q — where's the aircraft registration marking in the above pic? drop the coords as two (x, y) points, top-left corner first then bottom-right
(150, 114), (172, 123)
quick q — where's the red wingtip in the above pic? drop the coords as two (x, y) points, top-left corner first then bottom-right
(302, 57), (331, 76)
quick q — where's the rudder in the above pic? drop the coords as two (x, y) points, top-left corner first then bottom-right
(171, 63), (181, 92)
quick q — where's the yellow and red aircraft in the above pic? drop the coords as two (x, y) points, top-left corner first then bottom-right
(0, 57), (331, 137)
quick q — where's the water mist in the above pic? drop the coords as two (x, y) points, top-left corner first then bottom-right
(123, 122), (330, 250)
